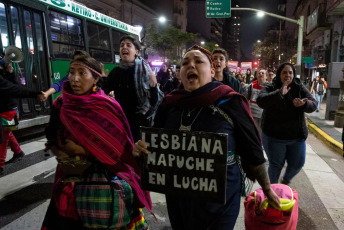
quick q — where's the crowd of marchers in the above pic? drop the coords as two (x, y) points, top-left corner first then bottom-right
(0, 35), (320, 230)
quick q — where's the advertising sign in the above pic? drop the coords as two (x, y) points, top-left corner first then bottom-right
(228, 61), (238, 73)
(241, 62), (252, 74)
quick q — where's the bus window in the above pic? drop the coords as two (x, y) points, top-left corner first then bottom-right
(49, 10), (84, 59)
(87, 22), (111, 62)
(11, 6), (31, 113)
(24, 11), (34, 54)
(11, 6), (22, 50)
(0, 3), (9, 52)
(112, 30), (120, 63)
(34, 12), (50, 110)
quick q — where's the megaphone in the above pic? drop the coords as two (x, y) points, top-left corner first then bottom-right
(4, 46), (23, 63)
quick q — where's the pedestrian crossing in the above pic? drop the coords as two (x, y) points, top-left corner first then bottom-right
(1, 137), (344, 230)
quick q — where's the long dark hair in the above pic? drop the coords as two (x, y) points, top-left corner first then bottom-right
(274, 63), (296, 87)
(276, 63), (296, 80)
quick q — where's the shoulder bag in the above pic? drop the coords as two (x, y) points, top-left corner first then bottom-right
(74, 162), (134, 229)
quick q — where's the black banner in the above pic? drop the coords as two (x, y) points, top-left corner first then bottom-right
(140, 127), (228, 204)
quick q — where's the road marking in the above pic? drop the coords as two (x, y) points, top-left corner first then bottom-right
(0, 157), (57, 199)
(5, 138), (46, 161)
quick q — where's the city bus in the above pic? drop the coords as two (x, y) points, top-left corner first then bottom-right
(0, 0), (141, 130)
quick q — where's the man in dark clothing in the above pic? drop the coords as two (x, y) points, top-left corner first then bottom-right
(0, 60), (42, 175)
(102, 35), (163, 142)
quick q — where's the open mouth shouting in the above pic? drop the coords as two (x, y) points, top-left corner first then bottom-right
(121, 50), (129, 58)
(187, 72), (198, 82)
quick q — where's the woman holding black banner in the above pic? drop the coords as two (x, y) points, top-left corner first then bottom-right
(134, 45), (280, 230)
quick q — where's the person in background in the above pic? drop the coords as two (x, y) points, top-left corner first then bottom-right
(257, 63), (317, 185)
(241, 69), (267, 133)
(161, 66), (181, 94)
(310, 76), (318, 98)
(156, 63), (170, 90)
(102, 35), (163, 142)
(41, 55), (151, 230)
(39, 50), (96, 102)
(312, 76), (327, 112)
(267, 69), (275, 83)
(235, 73), (243, 82)
(134, 45), (280, 229)
(212, 48), (241, 92)
(174, 65), (182, 88)
(244, 68), (254, 84)
(253, 69), (259, 82)
(0, 59), (42, 175)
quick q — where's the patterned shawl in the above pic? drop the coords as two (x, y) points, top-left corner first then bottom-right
(133, 56), (163, 119)
(55, 83), (152, 213)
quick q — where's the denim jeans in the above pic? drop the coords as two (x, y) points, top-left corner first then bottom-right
(262, 132), (306, 184)
(315, 93), (324, 111)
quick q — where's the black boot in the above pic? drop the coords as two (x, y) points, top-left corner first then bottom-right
(6, 151), (25, 164)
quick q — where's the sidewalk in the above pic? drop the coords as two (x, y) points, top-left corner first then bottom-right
(306, 101), (343, 156)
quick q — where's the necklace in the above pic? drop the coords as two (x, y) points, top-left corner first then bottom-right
(179, 108), (203, 131)
(187, 108), (197, 117)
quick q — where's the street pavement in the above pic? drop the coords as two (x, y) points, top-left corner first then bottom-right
(0, 101), (344, 230)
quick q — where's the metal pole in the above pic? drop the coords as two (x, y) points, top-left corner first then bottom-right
(279, 20), (281, 66)
(296, 16), (304, 78)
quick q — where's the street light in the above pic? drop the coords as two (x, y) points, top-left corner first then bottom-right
(158, 16), (167, 24)
(232, 8), (304, 78)
(257, 11), (265, 17)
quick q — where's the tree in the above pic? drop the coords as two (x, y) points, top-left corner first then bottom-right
(252, 31), (296, 69)
(146, 23), (197, 63)
(202, 42), (218, 53)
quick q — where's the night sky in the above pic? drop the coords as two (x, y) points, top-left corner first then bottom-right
(236, 0), (281, 59)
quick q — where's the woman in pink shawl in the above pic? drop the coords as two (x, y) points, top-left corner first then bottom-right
(41, 55), (151, 230)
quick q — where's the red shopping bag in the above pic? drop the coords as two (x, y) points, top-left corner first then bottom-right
(244, 184), (298, 230)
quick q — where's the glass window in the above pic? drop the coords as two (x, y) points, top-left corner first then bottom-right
(34, 12), (50, 110)
(24, 10), (34, 54)
(112, 30), (121, 53)
(49, 10), (84, 58)
(87, 22), (111, 62)
(89, 48), (111, 62)
(11, 6), (22, 49)
(87, 22), (110, 49)
(0, 3), (9, 51)
(11, 6), (29, 113)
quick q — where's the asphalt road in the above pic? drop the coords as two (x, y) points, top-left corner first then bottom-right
(1, 133), (343, 229)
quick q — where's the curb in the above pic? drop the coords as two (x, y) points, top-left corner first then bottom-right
(307, 118), (343, 156)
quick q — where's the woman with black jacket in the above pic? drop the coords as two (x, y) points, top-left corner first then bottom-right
(257, 63), (317, 185)
(0, 61), (42, 174)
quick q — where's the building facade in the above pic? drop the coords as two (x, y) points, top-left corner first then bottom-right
(187, 0), (224, 47)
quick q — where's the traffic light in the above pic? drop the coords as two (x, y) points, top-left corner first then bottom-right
(253, 61), (259, 70)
